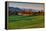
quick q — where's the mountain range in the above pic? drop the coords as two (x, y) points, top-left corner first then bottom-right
(8, 7), (44, 13)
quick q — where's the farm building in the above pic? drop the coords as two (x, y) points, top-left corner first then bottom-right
(18, 9), (33, 16)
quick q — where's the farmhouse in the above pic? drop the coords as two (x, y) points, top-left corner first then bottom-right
(18, 9), (33, 16)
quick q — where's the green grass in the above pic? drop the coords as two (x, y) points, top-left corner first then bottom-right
(7, 15), (44, 29)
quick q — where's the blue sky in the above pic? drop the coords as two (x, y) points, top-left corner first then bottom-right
(8, 2), (44, 10)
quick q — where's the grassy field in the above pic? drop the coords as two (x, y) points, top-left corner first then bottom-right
(7, 15), (44, 29)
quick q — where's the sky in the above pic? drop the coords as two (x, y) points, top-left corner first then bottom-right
(8, 2), (44, 10)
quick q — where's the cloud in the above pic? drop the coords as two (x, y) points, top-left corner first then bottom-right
(8, 2), (44, 10)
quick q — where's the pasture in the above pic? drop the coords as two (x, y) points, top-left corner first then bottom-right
(7, 15), (44, 29)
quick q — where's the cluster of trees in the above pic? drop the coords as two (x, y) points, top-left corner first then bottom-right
(9, 10), (44, 16)
(9, 10), (18, 16)
(19, 10), (44, 16)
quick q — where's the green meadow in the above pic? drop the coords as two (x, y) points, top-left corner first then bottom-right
(7, 15), (44, 29)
